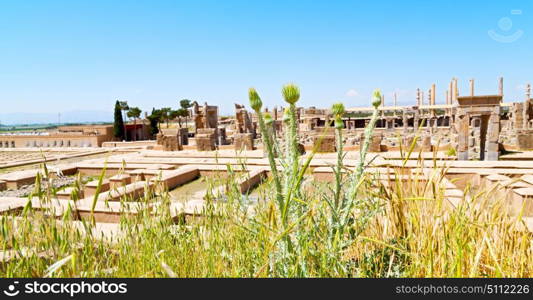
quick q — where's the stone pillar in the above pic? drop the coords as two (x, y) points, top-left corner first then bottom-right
(456, 109), (469, 160)
(421, 135), (432, 151)
(486, 108), (500, 161)
(416, 88), (421, 106)
(430, 84), (436, 106)
(448, 80), (453, 105)
(525, 84), (532, 129)
(498, 77), (504, 97)
(414, 108), (420, 129)
(452, 78), (458, 103)
(469, 79), (475, 96)
(393, 93), (397, 117)
(470, 115), (481, 160)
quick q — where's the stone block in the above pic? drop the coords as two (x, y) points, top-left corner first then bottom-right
(457, 151), (468, 160)
(156, 131), (182, 151)
(485, 151), (499, 161)
(196, 134), (216, 151)
(361, 133), (382, 152)
(421, 135), (432, 151)
(109, 174), (132, 189)
(516, 130), (533, 150)
(313, 135), (336, 152)
(234, 133), (255, 150)
(56, 187), (84, 200)
(84, 179), (110, 197)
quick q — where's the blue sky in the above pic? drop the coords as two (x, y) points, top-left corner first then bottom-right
(0, 0), (532, 118)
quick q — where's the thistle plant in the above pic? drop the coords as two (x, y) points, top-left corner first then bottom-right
(350, 89), (382, 200)
(263, 112), (275, 148)
(331, 102), (345, 209)
(282, 84), (300, 193)
(338, 89), (383, 237)
(249, 88), (283, 207)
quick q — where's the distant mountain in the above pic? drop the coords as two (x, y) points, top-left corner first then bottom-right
(0, 110), (113, 126)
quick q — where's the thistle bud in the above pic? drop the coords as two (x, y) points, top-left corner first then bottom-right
(372, 89), (382, 108)
(334, 115), (344, 129)
(249, 88), (263, 112)
(331, 102), (345, 117)
(264, 112), (273, 125)
(282, 84), (300, 105)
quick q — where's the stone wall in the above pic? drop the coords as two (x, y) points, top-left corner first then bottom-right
(312, 127), (336, 152)
(195, 128), (216, 151)
(234, 133), (254, 150)
(516, 130), (533, 150)
(155, 128), (188, 151)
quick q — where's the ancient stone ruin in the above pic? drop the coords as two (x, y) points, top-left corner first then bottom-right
(191, 102), (224, 151)
(155, 128), (188, 151)
(233, 104), (256, 151)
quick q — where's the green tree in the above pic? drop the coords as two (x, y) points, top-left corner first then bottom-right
(175, 108), (187, 127)
(160, 107), (172, 128)
(127, 107), (142, 141)
(169, 109), (180, 124)
(147, 108), (162, 136)
(179, 99), (192, 126)
(113, 100), (125, 140)
(118, 100), (129, 140)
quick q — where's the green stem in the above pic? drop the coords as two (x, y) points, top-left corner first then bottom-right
(352, 108), (379, 197)
(256, 111), (283, 208)
(334, 123), (343, 209)
(289, 104), (299, 191)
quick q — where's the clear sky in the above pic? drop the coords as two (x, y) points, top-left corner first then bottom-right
(1, 0), (532, 117)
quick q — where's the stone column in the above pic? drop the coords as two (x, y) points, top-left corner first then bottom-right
(445, 90), (451, 116)
(414, 108), (420, 129)
(446, 79), (453, 105)
(523, 84), (530, 129)
(393, 93), (397, 117)
(452, 78), (458, 103)
(499, 77), (504, 97)
(486, 108), (500, 161)
(402, 110), (408, 133)
(431, 84), (436, 106)
(456, 109), (469, 160)
(470, 115), (481, 160)
(469, 79), (475, 96)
